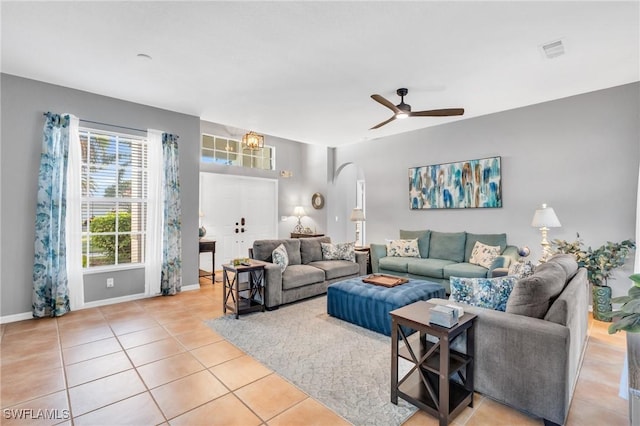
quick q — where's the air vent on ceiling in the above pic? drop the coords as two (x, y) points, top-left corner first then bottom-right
(541, 39), (565, 59)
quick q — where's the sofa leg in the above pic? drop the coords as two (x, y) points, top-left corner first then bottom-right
(543, 419), (561, 426)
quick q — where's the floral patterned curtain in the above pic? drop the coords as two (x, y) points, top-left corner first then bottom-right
(160, 133), (182, 295)
(32, 113), (71, 317)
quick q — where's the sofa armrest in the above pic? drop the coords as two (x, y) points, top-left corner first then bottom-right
(501, 245), (519, 265)
(355, 251), (368, 276)
(369, 243), (387, 273)
(428, 298), (572, 424)
(262, 263), (283, 308)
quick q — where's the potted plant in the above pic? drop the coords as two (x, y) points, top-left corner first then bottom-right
(607, 273), (640, 333)
(605, 274), (640, 425)
(552, 234), (635, 321)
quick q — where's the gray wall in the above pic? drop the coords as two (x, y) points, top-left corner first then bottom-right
(199, 121), (328, 238)
(333, 83), (639, 297)
(1, 74), (201, 316)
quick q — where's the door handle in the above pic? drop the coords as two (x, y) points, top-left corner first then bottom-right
(241, 217), (246, 226)
(235, 228), (239, 234)
(241, 228), (245, 233)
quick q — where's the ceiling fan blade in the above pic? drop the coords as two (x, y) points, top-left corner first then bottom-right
(370, 116), (396, 130)
(371, 94), (401, 113)
(411, 108), (465, 117)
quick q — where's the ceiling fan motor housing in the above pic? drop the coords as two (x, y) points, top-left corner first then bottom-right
(396, 88), (411, 112)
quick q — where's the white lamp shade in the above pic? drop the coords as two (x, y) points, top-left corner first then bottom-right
(350, 208), (365, 222)
(293, 206), (306, 217)
(531, 204), (561, 228)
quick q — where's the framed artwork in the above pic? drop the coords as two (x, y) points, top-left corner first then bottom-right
(409, 156), (502, 209)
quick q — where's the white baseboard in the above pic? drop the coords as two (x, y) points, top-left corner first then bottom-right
(0, 311), (33, 324)
(1, 283), (202, 324)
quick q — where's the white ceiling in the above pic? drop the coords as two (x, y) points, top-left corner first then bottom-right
(2, 1), (639, 146)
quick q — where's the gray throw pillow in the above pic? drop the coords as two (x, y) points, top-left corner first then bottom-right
(506, 261), (567, 319)
(547, 253), (579, 279)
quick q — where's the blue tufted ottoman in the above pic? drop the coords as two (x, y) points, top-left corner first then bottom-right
(327, 277), (445, 336)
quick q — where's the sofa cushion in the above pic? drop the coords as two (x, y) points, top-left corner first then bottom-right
(308, 260), (360, 280)
(253, 239), (302, 265)
(399, 230), (431, 258)
(386, 239), (420, 257)
(449, 276), (517, 311)
(321, 242), (356, 262)
(300, 236), (331, 264)
(272, 244), (289, 272)
(506, 261), (567, 319)
(282, 264), (325, 290)
(469, 241), (501, 268)
(407, 258), (456, 279)
(547, 253), (579, 279)
(379, 257), (410, 273)
(429, 231), (466, 262)
(464, 233), (507, 262)
(443, 262), (489, 279)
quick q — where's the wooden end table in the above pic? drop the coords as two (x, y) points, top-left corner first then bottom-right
(222, 260), (267, 319)
(390, 301), (477, 426)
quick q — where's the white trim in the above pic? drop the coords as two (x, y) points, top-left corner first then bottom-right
(83, 264), (145, 275)
(0, 312), (33, 324)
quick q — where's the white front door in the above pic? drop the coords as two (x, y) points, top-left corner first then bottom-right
(199, 173), (278, 272)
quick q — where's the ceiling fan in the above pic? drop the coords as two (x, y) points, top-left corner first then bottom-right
(370, 88), (464, 130)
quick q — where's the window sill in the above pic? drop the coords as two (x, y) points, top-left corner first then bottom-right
(83, 264), (145, 275)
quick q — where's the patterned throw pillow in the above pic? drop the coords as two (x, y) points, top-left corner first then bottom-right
(386, 239), (420, 258)
(469, 241), (501, 268)
(272, 243), (289, 272)
(321, 242), (356, 262)
(508, 260), (536, 279)
(449, 276), (517, 311)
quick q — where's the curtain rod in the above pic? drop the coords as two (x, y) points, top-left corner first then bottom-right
(42, 113), (146, 134)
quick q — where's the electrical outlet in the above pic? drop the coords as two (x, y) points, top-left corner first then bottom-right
(106, 278), (114, 288)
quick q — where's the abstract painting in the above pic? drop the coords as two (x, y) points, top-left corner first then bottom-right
(409, 156), (502, 209)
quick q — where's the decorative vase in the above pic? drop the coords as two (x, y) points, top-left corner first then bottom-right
(199, 226), (206, 239)
(592, 285), (612, 322)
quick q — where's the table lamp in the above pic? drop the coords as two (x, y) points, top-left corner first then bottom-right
(531, 203), (561, 262)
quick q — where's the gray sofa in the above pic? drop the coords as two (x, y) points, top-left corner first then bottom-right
(429, 254), (589, 426)
(249, 237), (367, 309)
(370, 230), (519, 293)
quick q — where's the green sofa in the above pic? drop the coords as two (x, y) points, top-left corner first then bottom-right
(370, 230), (519, 293)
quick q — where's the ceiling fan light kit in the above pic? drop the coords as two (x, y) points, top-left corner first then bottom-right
(370, 88), (464, 129)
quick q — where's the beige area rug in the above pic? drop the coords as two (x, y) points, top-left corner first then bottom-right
(207, 295), (416, 426)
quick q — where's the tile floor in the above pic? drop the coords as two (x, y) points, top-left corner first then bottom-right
(0, 277), (630, 425)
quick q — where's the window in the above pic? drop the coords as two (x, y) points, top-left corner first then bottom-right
(80, 128), (147, 269)
(201, 134), (274, 170)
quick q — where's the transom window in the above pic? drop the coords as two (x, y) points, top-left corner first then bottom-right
(80, 128), (147, 269)
(201, 134), (274, 170)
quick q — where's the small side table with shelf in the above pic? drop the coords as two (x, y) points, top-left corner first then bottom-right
(390, 301), (477, 426)
(222, 260), (267, 319)
(198, 239), (216, 282)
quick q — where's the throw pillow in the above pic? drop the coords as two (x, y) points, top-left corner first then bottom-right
(508, 260), (536, 279)
(272, 243), (289, 272)
(321, 242), (356, 262)
(386, 239), (420, 258)
(469, 241), (501, 269)
(449, 276), (517, 311)
(506, 261), (567, 318)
